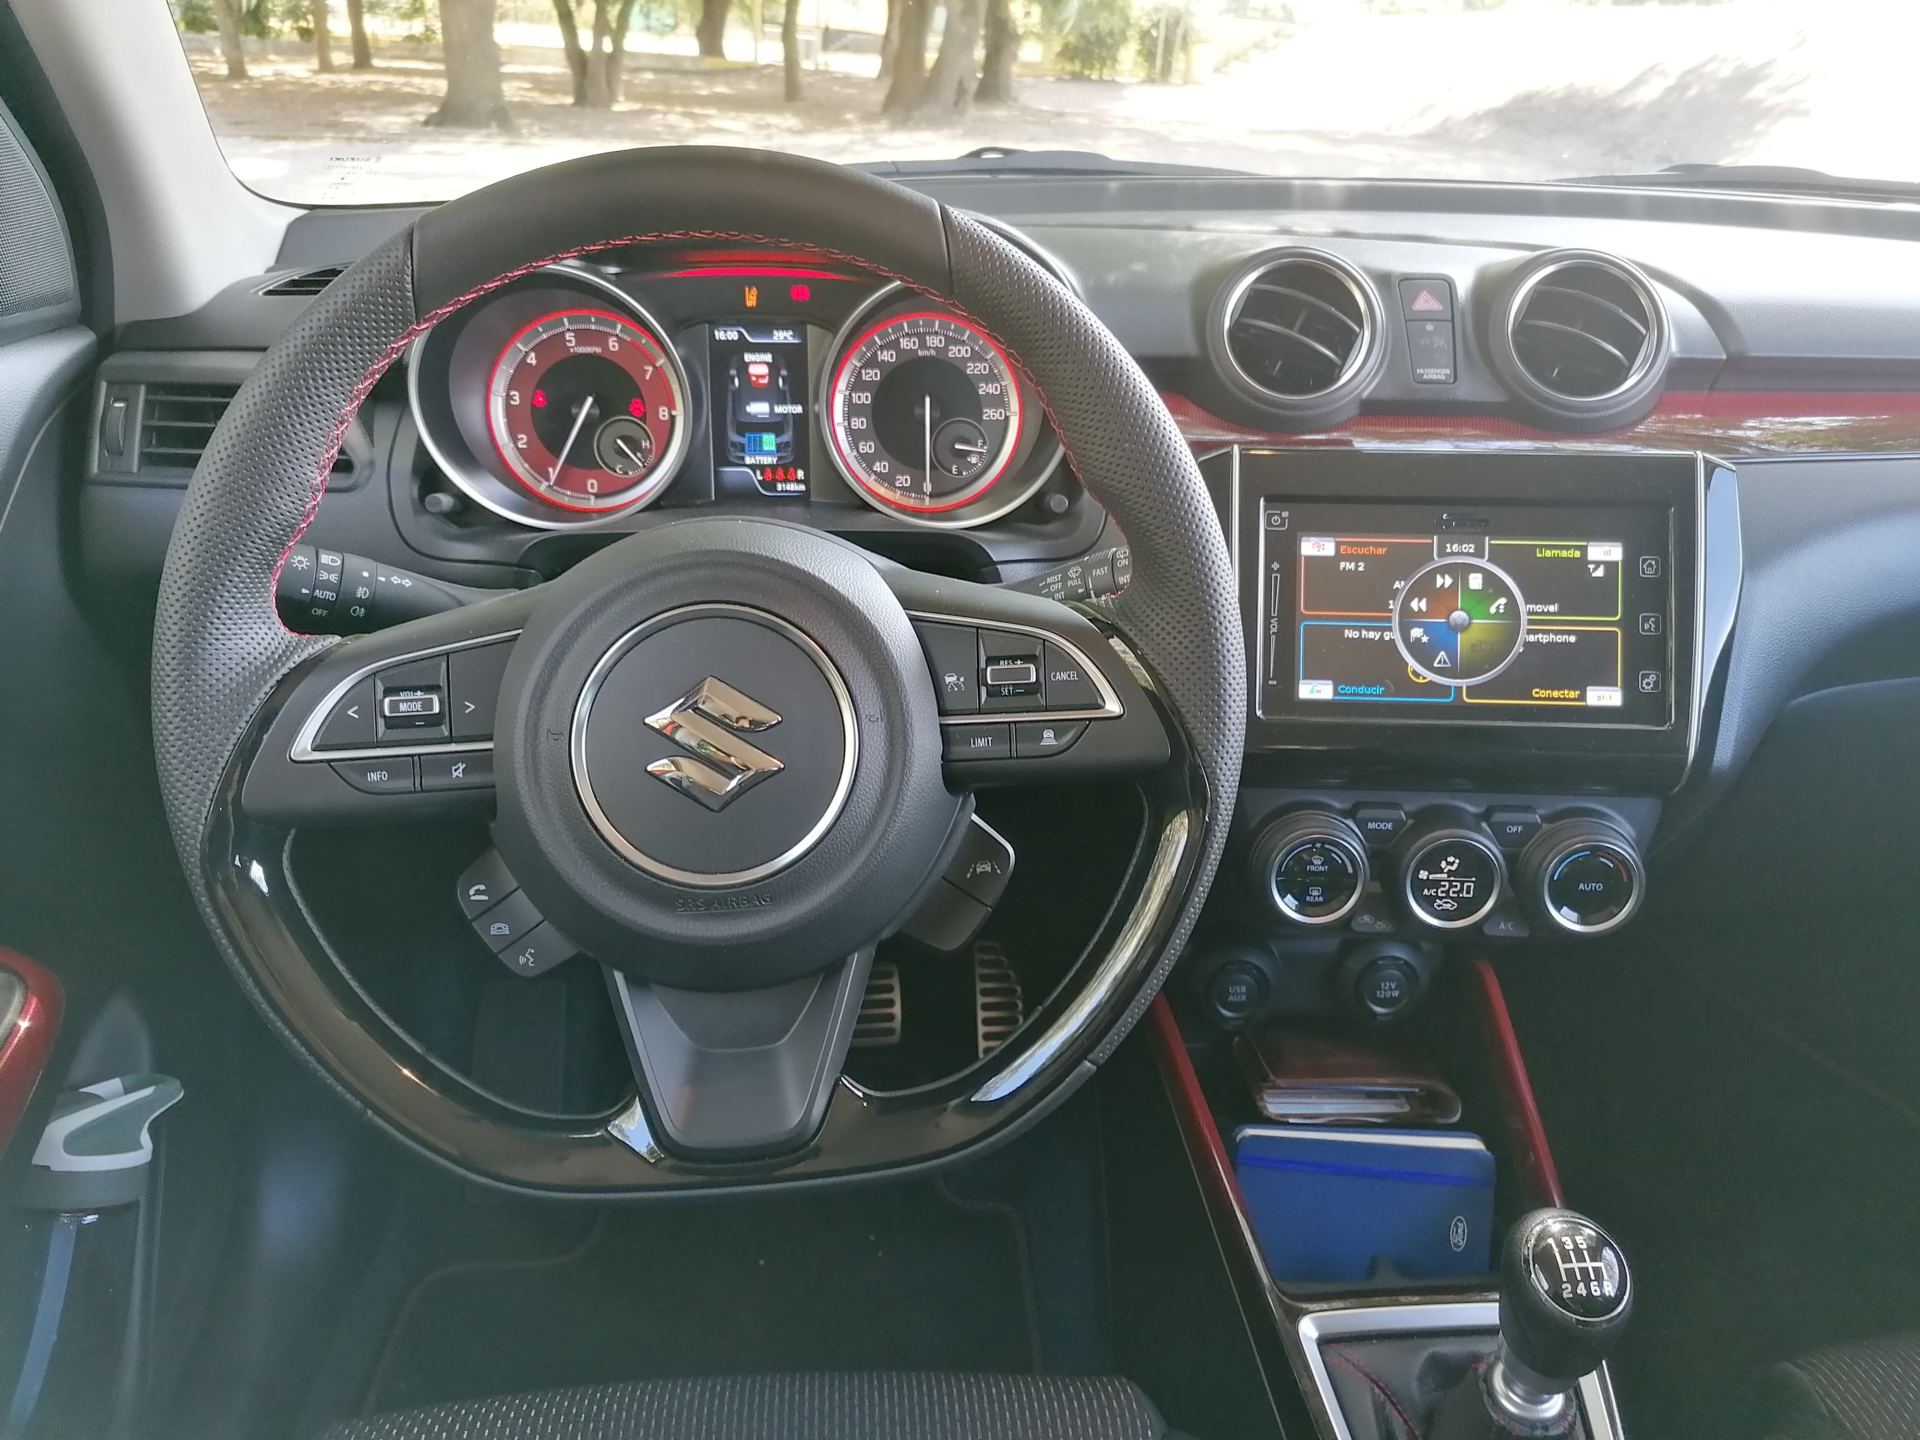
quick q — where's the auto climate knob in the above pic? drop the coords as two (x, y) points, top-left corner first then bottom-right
(1521, 820), (1645, 936)
(1249, 811), (1369, 927)
(1394, 824), (1505, 931)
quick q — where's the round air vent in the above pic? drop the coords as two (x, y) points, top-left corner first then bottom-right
(1491, 250), (1670, 431)
(1210, 250), (1384, 424)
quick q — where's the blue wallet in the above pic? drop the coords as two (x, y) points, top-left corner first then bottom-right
(1233, 1125), (1495, 1284)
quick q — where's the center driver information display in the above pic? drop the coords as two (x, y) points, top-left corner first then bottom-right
(1260, 500), (1676, 726)
(709, 320), (811, 498)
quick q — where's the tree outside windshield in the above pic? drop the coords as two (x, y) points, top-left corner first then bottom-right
(171, 0), (1901, 205)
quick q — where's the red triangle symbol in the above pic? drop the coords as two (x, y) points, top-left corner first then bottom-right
(1411, 288), (1445, 313)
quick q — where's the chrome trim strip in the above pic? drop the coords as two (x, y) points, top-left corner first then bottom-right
(606, 1096), (664, 1162)
(289, 630), (523, 763)
(1297, 1302), (1621, 1440)
(571, 603), (859, 889)
(970, 807), (1192, 1103)
(905, 609), (1123, 723)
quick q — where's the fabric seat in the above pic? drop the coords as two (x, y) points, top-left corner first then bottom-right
(319, 1373), (1185, 1440)
(1760, 1334), (1920, 1440)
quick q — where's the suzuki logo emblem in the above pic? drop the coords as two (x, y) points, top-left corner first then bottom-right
(644, 677), (784, 811)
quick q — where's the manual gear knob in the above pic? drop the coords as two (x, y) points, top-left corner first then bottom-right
(1489, 1209), (1633, 1428)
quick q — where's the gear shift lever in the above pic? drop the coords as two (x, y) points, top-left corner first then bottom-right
(1431, 1209), (1633, 1437)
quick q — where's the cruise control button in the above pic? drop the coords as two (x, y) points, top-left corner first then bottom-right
(944, 818), (1014, 906)
(313, 678), (376, 750)
(420, 751), (495, 792)
(499, 922), (579, 978)
(913, 622), (982, 716)
(980, 630), (1044, 712)
(1042, 641), (1103, 712)
(943, 723), (1012, 761)
(472, 889), (544, 952)
(456, 851), (517, 920)
(449, 641), (514, 740)
(1014, 720), (1085, 758)
(330, 757), (416, 795)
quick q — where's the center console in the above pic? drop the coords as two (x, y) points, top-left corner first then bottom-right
(1144, 446), (1740, 1440)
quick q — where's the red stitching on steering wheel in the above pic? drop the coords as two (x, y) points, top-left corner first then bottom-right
(273, 226), (1098, 635)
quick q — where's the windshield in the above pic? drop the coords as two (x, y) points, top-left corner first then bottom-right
(170, 0), (1899, 205)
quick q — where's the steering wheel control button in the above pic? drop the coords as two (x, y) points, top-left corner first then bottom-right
(944, 817), (1015, 906)
(980, 631), (1044, 711)
(1041, 641), (1103, 712)
(913, 622), (982, 715)
(457, 851), (518, 920)
(448, 641), (514, 740)
(419, 751), (494, 792)
(1401, 830), (1504, 930)
(331, 757), (417, 795)
(376, 656), (449, 740)
(943, 722), (1012, 761)
(1351, 803), (1409, 847)
(1251, 812), (1369, 927)
(1486, 806), (1544, 851)
(1014, 720), (1085, 758)
(499, 922), (579, 978)
(313, 678), (377, 750)
(1523, 820), (1645, 935)
(473, 889), (544, 952)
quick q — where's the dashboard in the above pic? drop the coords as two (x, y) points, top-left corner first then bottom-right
(71, 170), (1920, 1028)
(404, 250), (1067, 533)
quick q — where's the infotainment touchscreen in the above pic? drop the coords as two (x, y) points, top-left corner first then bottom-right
(1257, 499), (1677, 728)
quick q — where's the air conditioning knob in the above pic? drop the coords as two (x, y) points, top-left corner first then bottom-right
(1249, 811), (1369, 927)
(1394, 824), (1505, 931)
(1521, 820), (1645, 936)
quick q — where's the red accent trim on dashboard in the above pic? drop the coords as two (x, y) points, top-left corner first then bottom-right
(659, 264), (860, 281)
(1148, 996), (1251, 1213)
(0, 949), (63, 1155)
(1163, 389), (1920, 456)
(1471, 958), (1565, 1210)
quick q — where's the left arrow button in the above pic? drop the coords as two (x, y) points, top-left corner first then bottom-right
(313, 677), (377, 749)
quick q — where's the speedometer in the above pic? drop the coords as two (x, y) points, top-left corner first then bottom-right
(486, 307), (688, 513)
(826, 312), (1022, 515)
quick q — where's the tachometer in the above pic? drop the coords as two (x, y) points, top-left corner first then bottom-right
(486, 307), (687, 512)
(826, 312), (1022, 515)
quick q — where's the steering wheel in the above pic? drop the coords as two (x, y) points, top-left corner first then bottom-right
(151, 149), (1243, 1194)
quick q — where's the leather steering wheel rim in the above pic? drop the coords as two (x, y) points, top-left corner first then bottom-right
(152, 147), (1245, 1192)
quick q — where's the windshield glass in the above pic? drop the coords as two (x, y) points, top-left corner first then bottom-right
(170, 0), (1900, 205)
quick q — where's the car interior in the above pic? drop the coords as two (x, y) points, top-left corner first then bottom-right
(4, 3), (1920, 1438)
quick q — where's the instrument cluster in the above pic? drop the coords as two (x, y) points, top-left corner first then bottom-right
(406, 250), (1068, 533)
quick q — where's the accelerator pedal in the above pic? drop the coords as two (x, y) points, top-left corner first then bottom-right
(973, 941), (1026, 1058)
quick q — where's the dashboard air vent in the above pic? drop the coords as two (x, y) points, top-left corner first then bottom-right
(260, 264), (347, 298)
(132, 381), (354, 477)
(1507, 257), (1656, 400)
(1221, 254), (1376, 401)
(137, 382), (237, 471)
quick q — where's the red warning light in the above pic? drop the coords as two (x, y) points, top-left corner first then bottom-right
(532, 389), (548, 408)
(628, 397), (647, 418)
(789, 283), (812, 303)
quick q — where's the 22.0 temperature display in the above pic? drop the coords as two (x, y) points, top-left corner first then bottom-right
(826, 312), (1022, 515)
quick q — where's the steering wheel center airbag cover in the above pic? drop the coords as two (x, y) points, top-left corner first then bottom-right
(572, 604), (857, 886)
(491, 517), (959, 991)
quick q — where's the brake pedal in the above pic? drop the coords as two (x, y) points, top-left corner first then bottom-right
(852, 960), (903, 1048)
(973, 942), (1025, 1058)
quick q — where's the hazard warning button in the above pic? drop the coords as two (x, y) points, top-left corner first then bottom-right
(1397, 278), (1454, 321)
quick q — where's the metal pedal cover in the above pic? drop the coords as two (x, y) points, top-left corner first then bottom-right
(973, 942), (1025, 1058)
(852, 960), (903, 1048)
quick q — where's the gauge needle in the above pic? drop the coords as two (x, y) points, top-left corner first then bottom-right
(614, 437), (644, 472)
(550, 396), (598, 483)
(923, 395), (932, 492)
